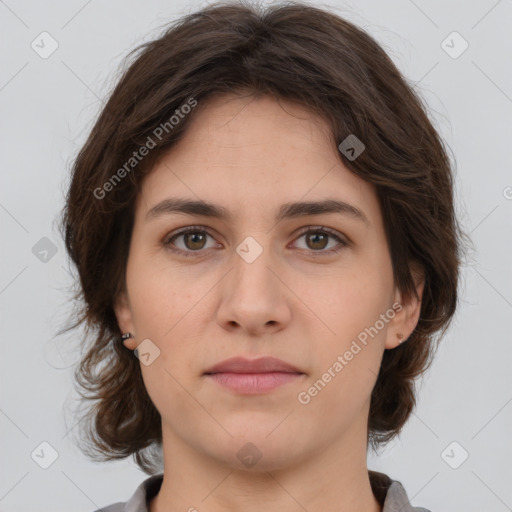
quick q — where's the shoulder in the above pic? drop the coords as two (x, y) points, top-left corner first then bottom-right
(91, 473), (164, 512)
(92, 504), (124, 512)
(385, 480), (432, 512)
(369, 470), (432, 512)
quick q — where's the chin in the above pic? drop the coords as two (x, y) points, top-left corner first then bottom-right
(209, 431), (307, 473)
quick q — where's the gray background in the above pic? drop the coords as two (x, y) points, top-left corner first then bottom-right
(1, 0), (511, 511)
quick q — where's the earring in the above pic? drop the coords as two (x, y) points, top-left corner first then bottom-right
(397, 333), (404, 343)
(121, 332), (134, 341)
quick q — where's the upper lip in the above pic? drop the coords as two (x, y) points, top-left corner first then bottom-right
(204, 356), (303, 374)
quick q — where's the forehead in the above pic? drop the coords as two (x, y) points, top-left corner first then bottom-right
(180, 92), (335, 161)
(135, 93), (380, 230)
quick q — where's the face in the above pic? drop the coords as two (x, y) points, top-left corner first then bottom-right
(115, 93), (423, 472)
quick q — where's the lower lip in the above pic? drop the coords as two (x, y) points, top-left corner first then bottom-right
(205, 372), (303, 394)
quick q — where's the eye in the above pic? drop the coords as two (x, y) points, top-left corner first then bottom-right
(162, 225), (349, 258)
(292, 227), (349, 256)
(162, 226), (219, 257)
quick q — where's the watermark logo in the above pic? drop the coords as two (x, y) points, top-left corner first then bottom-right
(134, 338), (161, 366)
(338, 134), (365, 161)
(236, 236), (263, 264)
(32, 237), (58, 263)
(441, 441), (469, 469)
(31, 441), (59, 469)
(441, 31), (469, 59)
(236, 442), (262, 468)
(31, 32), (59, 59)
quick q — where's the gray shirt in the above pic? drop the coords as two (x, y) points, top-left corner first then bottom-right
(93, 471), (431, 512)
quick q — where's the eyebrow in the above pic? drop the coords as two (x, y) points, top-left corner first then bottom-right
(146, 197), (369, 225)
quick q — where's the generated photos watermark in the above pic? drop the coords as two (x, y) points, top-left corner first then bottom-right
(93, 97), (198, 199)
(297, 302), (402, 405)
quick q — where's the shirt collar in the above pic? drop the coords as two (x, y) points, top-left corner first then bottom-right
(120, 471), (429, 512)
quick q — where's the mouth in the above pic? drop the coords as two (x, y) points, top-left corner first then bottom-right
(203, 356), (305, 394)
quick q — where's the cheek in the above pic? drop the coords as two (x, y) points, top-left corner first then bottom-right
(299, 302), (386, 420)
(126, 252), (189, 334)
(302, 259), (392, 392)
(125, 257), (208, 381)
(313, 263), (392, 336)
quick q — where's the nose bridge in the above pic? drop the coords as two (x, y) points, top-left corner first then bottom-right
(231, 232), (276, 294)
(215, 230), (289, 333)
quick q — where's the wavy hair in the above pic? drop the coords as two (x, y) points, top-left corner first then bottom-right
(60, 0), (469, 473)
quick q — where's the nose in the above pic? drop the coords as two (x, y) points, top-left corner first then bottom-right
(215, 237), (292, 336)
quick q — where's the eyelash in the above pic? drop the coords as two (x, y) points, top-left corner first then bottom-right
(162, 225), (349, 258)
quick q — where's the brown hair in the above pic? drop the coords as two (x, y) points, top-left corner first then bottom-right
(61, 0), (469, 473)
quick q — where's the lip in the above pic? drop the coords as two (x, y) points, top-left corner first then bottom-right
(203, 356), (303, 375)
(203, 356), (305, 394)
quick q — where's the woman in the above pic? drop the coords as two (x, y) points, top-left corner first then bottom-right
(61, 1), (466, 510)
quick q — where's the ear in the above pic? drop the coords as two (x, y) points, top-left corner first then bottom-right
(385, 262), (425, 350)
(113, 291), (137, 350)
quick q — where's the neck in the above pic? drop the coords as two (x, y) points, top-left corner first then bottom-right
(149, 421), (382, 512)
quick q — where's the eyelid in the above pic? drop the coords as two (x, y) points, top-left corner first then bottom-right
(162, 224), (350, 256)
(162, 225), (220, 255)
(292, 226), (350, 254)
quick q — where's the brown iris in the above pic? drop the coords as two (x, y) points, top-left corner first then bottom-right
(305, 232), (329, 250)
(183, 232), (207, 250)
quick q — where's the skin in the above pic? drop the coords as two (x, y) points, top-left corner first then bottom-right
(114, 92), (424, 512)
